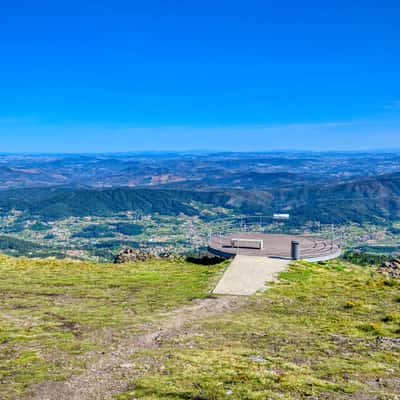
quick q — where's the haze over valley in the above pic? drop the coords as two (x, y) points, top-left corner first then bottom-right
(0, 151), (399, 260)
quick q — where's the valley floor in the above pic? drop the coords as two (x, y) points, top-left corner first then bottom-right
(0, 256), (399, 399)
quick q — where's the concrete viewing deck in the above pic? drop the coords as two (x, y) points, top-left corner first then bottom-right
(209, 232), (341, 262)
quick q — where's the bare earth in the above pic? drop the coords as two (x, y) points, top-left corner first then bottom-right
(213, 255), (289, 296)
(24, 296), (246, 400)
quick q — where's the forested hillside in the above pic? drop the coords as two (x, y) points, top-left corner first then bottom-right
(0, 172), (399, 224)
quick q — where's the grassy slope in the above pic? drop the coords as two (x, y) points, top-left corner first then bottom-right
(120, 260), (400, 400)
(0, 255), (226, 399)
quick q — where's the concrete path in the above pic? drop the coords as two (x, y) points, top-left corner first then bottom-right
(214, 255), (289, 296)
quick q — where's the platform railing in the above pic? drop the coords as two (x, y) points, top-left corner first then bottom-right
(205, 216), (342, 249)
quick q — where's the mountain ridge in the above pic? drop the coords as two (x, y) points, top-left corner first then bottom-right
(0, 172), (399, 224)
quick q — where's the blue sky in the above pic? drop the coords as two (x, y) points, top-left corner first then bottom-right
(0, 0), (399, 152)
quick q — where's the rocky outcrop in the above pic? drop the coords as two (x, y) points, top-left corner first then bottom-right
(114, 248), (154, 263)
(378, 259), (400, 278)
(113, 248), (183, 263)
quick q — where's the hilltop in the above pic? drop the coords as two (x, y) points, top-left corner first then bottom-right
(0, 255), (398, 399)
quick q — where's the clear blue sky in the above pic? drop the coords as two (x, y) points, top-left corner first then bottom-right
(1, 0), (399, 152)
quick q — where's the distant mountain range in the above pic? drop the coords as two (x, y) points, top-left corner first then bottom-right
(0, 152), (399, 190)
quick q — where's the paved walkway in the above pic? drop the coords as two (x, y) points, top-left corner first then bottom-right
(213, 255), (289, 296)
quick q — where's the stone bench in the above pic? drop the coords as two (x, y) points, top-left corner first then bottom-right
(231, 238), (263, 250)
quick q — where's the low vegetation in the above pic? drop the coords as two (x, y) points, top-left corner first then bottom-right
(342, 250), (393, 266)
(120, 260), (400, 400)
(0, 235), (64, 259)
(0, 255), (226, 399)
(1, 255), (399, 399)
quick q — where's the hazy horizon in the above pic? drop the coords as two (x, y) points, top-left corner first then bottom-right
(1, 147), (400, 156)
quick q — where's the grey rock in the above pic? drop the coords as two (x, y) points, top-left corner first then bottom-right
(249, 355), (266, 363)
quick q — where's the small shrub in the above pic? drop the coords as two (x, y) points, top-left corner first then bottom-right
(357, 322), (384, 335)
(383, 279), (397, 287)
(186, 255), (225, 265)
(382, 313), (400, 323)
(344, 300), (365, 309)
(342, 251), (392, 266)
(344, 301), (356, 309)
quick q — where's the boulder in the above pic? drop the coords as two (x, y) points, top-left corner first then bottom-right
(378, 259), (400, 278)
(114, 247), (154, 264)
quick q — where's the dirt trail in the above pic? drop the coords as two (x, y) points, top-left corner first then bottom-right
(27, 296), (245, 400)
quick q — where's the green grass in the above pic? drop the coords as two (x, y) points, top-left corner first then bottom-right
(0, 255), (226, 399)
(119, 260), (400, 400)
(1, 256), (399, 400)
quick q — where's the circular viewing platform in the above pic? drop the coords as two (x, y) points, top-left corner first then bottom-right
(208, 232), (341, 262)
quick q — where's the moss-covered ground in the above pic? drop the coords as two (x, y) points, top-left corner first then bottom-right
(0, 255), (226, 399)
(118, 260), (400, 400)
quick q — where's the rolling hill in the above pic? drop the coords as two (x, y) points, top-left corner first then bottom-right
(0, 172), (399, 224)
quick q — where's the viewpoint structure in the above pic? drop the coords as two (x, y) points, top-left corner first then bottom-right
(207, 215), (341, 262)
